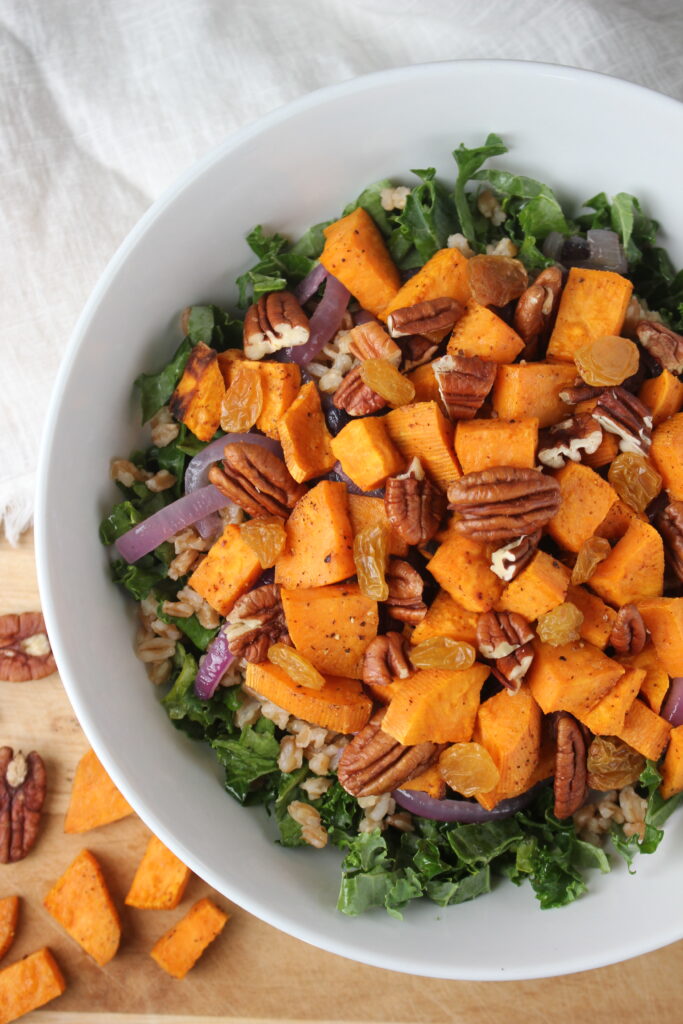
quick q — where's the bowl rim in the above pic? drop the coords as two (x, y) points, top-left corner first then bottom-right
(35, 58), (683, 980)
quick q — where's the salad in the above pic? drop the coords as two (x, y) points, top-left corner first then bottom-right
(101, 134), (683, 918)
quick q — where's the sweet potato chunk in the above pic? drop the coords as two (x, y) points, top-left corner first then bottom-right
(637, 597), (683, 676)
(583, 429), (620, 470)
(169, 342), (224, 442)
(320, 207), (400, 316)
(0, 948), (66, 1021)
(277, 381), (336, 483)
(619, 645), (670, 714)
(399, 764), (447, 799)
(382, 247), (470, 334)
(44, 850), (121, 966)
(189, 523), (262, 615)
(150, 897), (228, 979)
(381, 664), (488, 745)
(565, 584), (616, 650)
(331, 417), (404, 491)
(616, 699), (672, 761)
(125, 835), (191, 910)
(383, 401), (460, 490)
(577, 667), (644, 736)
(246, 662), (372, 733)
(275, 481), (355, 588)
(639, 370), (683, 427)
(447, 302), (525, 363)
(496, 551), (570, 620)
(407, 361), (446, 411)
(491, 361), (578, 428)
(547, 463), (618, 553)
(64, 747), (133, 833)
(410, 589), (479, 646)
(427, 532), (502, 613)
(0, 898), (18, 963)
(595, 498), (647, 542)
(589, 519), (664, 607)
(255, 362), (301, 438)
(281, 583), (378, 678)
(547, 267), (633, 362)
(454, 417), (538, 474)
(527, 639), (625, 716)
(660, 725), (683, 799)
(473, 686), (542, 810)
(346, 494), (408, 557)
(650, 412), (683, 499)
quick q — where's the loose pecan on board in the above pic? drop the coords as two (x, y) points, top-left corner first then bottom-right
(0, 748), (47, 863)
(0, 612), (56, 682)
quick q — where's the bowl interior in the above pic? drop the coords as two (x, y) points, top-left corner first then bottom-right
(36, 60), (683, 980)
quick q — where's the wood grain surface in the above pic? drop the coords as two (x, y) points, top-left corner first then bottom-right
(2, 529), (682, 1023)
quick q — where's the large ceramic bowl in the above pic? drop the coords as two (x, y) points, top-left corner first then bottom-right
(36, 60), (683, 980)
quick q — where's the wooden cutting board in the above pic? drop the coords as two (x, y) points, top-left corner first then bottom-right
(2, 529), (683, 1023)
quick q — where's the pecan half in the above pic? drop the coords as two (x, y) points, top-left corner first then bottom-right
(385, 558), (427, 624)
(386, 297), (464, 338)
(337, 709), (441, 796)
(657, 501), (683, 581)
(559, 381), (605, 406)
(553, 713), (588, 820)
(384, 458), (446, 546)
(489, 530), (541, 582)
(208, 442), (306, 518)
(537, 413), (603, 469)
(593, 387), (653, 455)
(0, 748), (47, 863)
(432, 351), (496, 421)
(636, 320), (683, 374)
(513, 266), (563, 358)
(467, 254), (528, 308)
(447, 467), (561, 543)
(243, 291), (310, 359)
(476, 610), (534, 660)
(397, 334), (439, 372)
(332, 366), (387, 416)
(362, 633), (412, 687)
(609, 604), (648, 657)
(225, 584), (290, 663)
(495, 643), (535, 694)
(348, 321), (401, 366)
(0, 612), (56, 682)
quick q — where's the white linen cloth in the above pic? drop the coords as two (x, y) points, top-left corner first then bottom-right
(3, 0), (683, 542)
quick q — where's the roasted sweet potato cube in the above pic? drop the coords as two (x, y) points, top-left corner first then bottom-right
(381, 664), (488, 745)
(125, 835), (191, 910)
(427, 532), (502, 613)
(406, 361), (447, 412)
(255, 362), (301, 438)
(150, 897), (228, 979)
(331, 417), (404, 491)
(577, 667), (644, 735)
(618, 645), (670, 714)
(278, 381), (336, 483)
(660, 725), (683, 799)
(547, 462), (618, 553)
(527, 639), (625, 716)
(189, 523), (262, 615)
(473, 686), (542, 810)
(410, 589), (479, 646)
(547, 267), (633, 362)
(246, 662), (372, 733)
(281, 583), (378, 678)
(595, 499), (647, 542)
(637, 597), (683, 676)
(639, 370), (683, 427)
(582, 430), (620, 470)
(0, 897), (18, 962)
(616, 699), (672, 761)
(399, 764), (447, 799)
(216, 347), (245, 386)
(44, 850), (121, 966)
(566, 584), (617, 650)
(454, 417), (538, 474)
(346, 494), (408, 557)
(383, 401), (461, 490)
(169, 342), (225, 442)
(382, 248), (471, 335)
(447, 302), (525, 363)
(650, 412), (683, 499)
(491, 361), (578, 428)
(589, 519), (664, 607)
(320, 207), (401, 317)
(275, 481), (356, 589)
(0, 948), (66, 1021)
(64, 747), (133, 833)
(496, 551), (569, 620)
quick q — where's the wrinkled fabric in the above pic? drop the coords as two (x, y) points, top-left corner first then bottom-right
(2, 0), (683, 541)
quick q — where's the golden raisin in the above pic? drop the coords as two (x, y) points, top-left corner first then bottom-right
(536, 602), (584, 646)
(359, 359), (415, 407)
(267, 643), (325, 690)
(608, 452), (663, 513)
(409, 636), (476, 671)
(353, 524), (389, 601)
(240, 516), (287, 568)
(587, 735), (645, 791)
(220, 363), (263, 433)
(438, 742), (500, 797)
(574, 335), (640, 387)
(571, 536), (612, 585)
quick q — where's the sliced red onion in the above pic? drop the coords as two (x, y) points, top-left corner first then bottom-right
(392, 783), (541, 822)
(288, 274), (350, 366)
(331, 461), (384, 498)
(585, 229), (628, 274)
(294, 263), (328, 304)
(352, 308), (378, 326)
(194, 628), (234, 699)
(662, 677), (683, 726)
(115, 485), (232, 563)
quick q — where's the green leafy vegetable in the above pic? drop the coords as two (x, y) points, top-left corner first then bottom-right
(110, 557), (168, 600)
(161, 645), (240, 739)
(452, 132), (507, 243)
(99, 500), (144, 545)
(236, 226), (317, 306)
(134, 338), (192, 424)
(184, 304), (243, 351)
(212, 717), (282, 804)
(290, 221), (333, 260)
(393, 168), (458, 265)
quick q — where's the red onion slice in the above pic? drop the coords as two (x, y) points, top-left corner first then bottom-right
(115, 485), (232, 563)
(288, 274), (351, 366)
(194, 628), (235, 700)
(662, 677), (683, 726)
(352, 308), (378, 326)
(392, 783), (541, 823)
(294, 263), (328, 304)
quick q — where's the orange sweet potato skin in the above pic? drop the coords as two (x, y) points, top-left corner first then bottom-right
(281, 583), (378, 678)
(0, 898), (18, 963)
(546, 267), (633, 361)
(320, 207), (401, 316)
(125, 835), (191, 910)
(150, 898), (228, 979)
(189, 523), (262, 616)
(64, 748), (133, 833)
(0, 947), (66, 1022)
(169, 342), (225, 442)
(44, 850), (121, 967)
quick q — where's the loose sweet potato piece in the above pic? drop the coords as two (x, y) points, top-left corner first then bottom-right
(527, 639), (625, 716)
(496, 551), (570, 621)
(383, 401), (461, 490)
(44, 850), (121, 966)
(427, 532), (502, 613)
(595, 498), (647, 542)
(255, 362), (301, 438)
(277, 381), (336, 483)
(454, 417), (538, 474)
(473, 687), (542, 810)
(491, 361), (579, 428)
(660, 725), (683, 799)
(637, 597), (683, 676)
(577, 667), (644, 736)
(346, 494), (408, 557)
(639, 370), (683, 427)
(447, 302), (525, 363)
(64, 747), (133, 833)
(407, 361), (447, 412)
(400, 764), (447, 799)
(150, 897), (228, 979)
(169, 342), (225, 442)
(320, 207), (401, 317)
(381, 664), (488, 745)
(589, 519), (664, 606)
(546, 267), (633, 362)
(382, 248), (470, 334)
(0, 948), (66, 1022)
(616, 699), (672, 761)
(410, 589), (479, 646)
(125, 835), (191, 910)
(281, 584), (378, 678)
(618, 646), (670, 714)
(246, 662), (372, 733)
(565, 584), (617, 650)
(650, 412), (683, 499)
(275, 481), (356, 589)
(189, 523), (262, 616)
(547, 463), (618, 553)
(331, 417), (404, 491)
(0, 898), (18, 963)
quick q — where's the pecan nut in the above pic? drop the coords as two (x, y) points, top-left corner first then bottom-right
(385, 558), (428, 624)
(225, 584), (290, 663)
(386, 297), (464, 338)
(537, 413), (603, 469)
(337, 709), (441, 796)
(447, 467), (561, 543)
(243, 291), (310, 359)
(332, 366), (387, 416)
(384, 458), (446, 546)
(0, 612), (56, 682)
(489, 530), (541, 582)
(553, 713), (588, 820)
(0, 748), (47, 862)
(559, 381), (605, 406)
(636, 320), (683, 374)
(593, 387), (653, 455)
(432, 351), (496, 420)
(609, 604), (648, 657)
(513, 265), (563, 357)
(467, 254), (528, 308)
(397, 335), (439, 372)
(657, 501), (683, 581)
(495, 643), (535, 694)
(208, 442), (306, 518)
(476, 610), (534, 660)
(362, 633), (412, 687)
(347, 321), (401, 366)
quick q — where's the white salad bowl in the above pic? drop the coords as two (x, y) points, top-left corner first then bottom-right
(36, 60), (683, 980)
